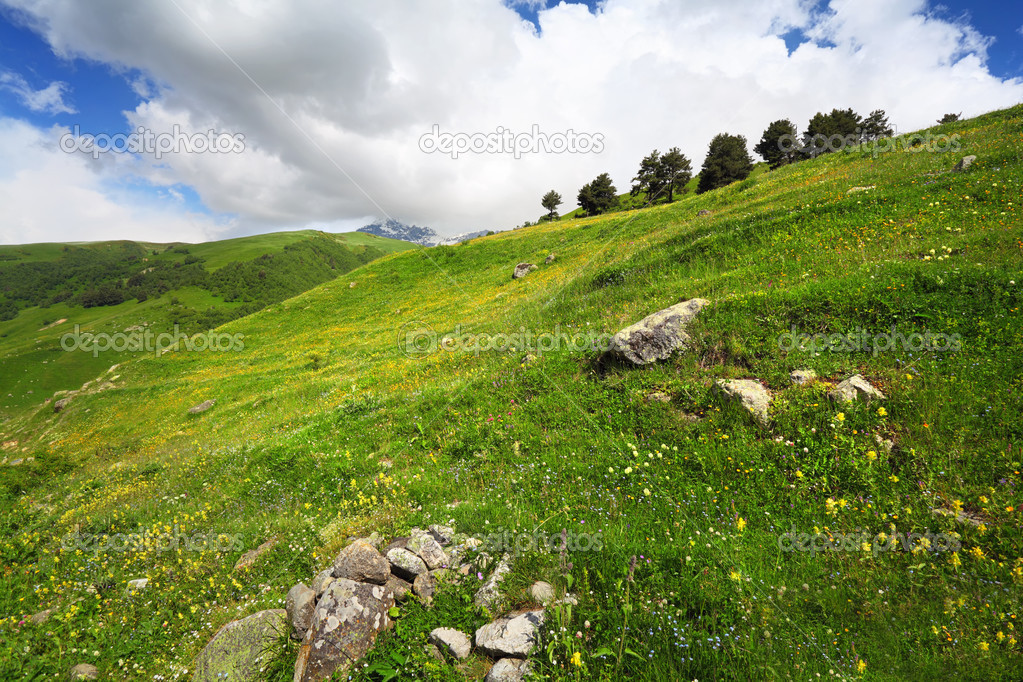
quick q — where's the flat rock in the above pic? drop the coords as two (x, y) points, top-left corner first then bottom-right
(387, 547), (428, 581)
(407, 532), (449, 570)
(69, 663), (99, 680)
(286, 583), (316, 640)
(332, 540), (390, 585)
(188, 399), (216, 414)
(193, 609), (287, 682)
(530, 581), (555, 604)
(954, 155), (976, 172)
(486, 658), (533, 682)
(609, 298), (710, 365)
(30, 608), (54, 625)
(714, 379), (772, 425)
(429, 627), (472, 659)
(475, 610), (545, 658)
(294, 579), (394, 682)
(125, 578), (149, 596)
(234, 537), (276, 571)
(428, 524), (455, 545)
(828, 374), (885, 403)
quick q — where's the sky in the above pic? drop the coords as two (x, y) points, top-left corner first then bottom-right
(0, 0), (1020, 245)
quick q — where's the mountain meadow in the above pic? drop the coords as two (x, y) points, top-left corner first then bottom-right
(1, 106), (1022, 680)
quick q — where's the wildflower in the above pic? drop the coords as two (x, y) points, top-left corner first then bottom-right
(729, 570), (742, 581)
(795, 470), (804, 479)
(950, 552), (961, 568)
(624, 467), (633, 475)
(866, 450), (878, 461)
(979, 642), (989, 651)
(979, 496), (988, 504)
(905, 374), (913, 380)
(970, 546), (984, 560)
(835, 412), (845, 422)
(643, 488), (651, 496)
(857, 660), (867, 674)
(877, 407), (887, 417)
(737, 517), (747, 532)
(570, 651), (582, 667)
(997, 631), (1005, 642)
(888, 475), (899, 483)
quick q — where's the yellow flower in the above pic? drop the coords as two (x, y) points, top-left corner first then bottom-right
(570, 652), (582, 667)
(970, 546), (985, 560)
(877, 407), (887, 417)
(835, 412), (845, 422)
(624, 467), (633, 475)
(866, 450), (878, 461)
(643, 488), (651, 496)
(857, 660), (867, 674)
(997, 631), (1006, 642)
(905, 374), (913, 380)
(737, 517), (746, 531)
(795, 470), (804, 479)
(950, 552), (962, 568)
(979, 496), (988, 504)
(729, 570), (742, 581)
(888, 475), (899, 483)
(979, 642), (990, 651)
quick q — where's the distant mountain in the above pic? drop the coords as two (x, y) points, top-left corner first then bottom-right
(357, 219), (492, 246)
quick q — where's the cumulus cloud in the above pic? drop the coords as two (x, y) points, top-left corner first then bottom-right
(1, 0), (1021, 243)
(0, 71), (76, 114)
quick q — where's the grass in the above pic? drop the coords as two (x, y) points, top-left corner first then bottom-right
(0, 106), (1020, 680)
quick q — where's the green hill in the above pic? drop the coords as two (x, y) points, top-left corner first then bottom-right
(0, 107), (1021, 680)
(0, 230), (414, 420)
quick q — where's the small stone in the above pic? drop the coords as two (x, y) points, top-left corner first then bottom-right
(53, 397), (72, 413)
(644, 391), (671, 403)
(429, 627), (472, 659)
(286, 583), (316, 640)
(69, 663), (99, 680)
(486, 658), (532, 682)
(125, 578), (149, 596)
(954, 155), (976, 172)
(544, 254), (556, 264)
(714, 379), (772, 426)
(233, 538), (276, 571)
(188, 399), (215, 414)
(790, 369), (817, 385)
(413, 572), (437, 604)
(407, 532), (449, 570)
(474, 555), (511, 611)
(385, 575), (413, 603)
(428, 524), (455, 545)
(697, 209), (711, 216)
(30, 608), (53, 625)
(828, 374), (885, 403)
(530, 581), (555, 604)
(475, 610), (545, 658)
(512, 263), (537, 279)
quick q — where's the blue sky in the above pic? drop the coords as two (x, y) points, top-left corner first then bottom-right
(0, 0), (1020, 244)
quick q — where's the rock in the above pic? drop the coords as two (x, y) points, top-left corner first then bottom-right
(609, 298), (710, 365)
(512, 263), (537, 280)
(286, 583), (316, 640)
(30, 608), (53, 625)
(407, 533), (449, 570)
(125, 578), (149, 596)
(544, 254), (556, 265)
(828, 374), (885, 403)
(931, 507), (984, 528)
(413, 572), (437, 603)
(644, 391), (671, 403)
(234, 538), (276, 571)
(387, 547), (428, 581)
(429, 627), (472, 659)
(530, 581), (555, 604)
(385, 575), (413, 602)
(475, 610), (545, 658)
(697, 209), (711, 216)
(311, 569), (334, 599)
(53, 397), (72, 413)
(188, 399), (216, 414)
(428, 524), (455, 545)
(846, 185), (875, 194)
(381, 536), (409, 555)
(954, 155), (976, 172)
(474, 555), (512, 611)
(69, 663), (99, 680)
(874, 433), (895, 454)
(714, 379), (772, 426)
(790, 369), (817, 385)
(293, 579), (394, 682)
(331, 540), (390, 585)
(486, 658), (533, 682)
(193, 609), (288, 682)
(425, 643), (445, 661)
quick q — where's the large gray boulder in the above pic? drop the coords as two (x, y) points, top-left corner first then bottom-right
(193, 609), (288, 682)
(331, 540), (390, 585)
(714, 379), (772, 425)
(512, 263), (537, 280)
(293, 579), (395, 682)
(475, 610), (545, 658)
(828, 374), (885, 403)
(609, 298), (710, 365)
(429, 627), (472, 659)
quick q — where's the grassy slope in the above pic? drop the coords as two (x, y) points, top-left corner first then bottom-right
(0, 231), (414, 420)
(0, 108), (1021, 680)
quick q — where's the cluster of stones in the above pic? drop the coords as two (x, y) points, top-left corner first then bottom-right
(194, 525), (545, 682)
(511, 253), (555, 280)
(606, 298), (888, 425)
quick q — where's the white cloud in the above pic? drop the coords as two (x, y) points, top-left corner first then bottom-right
(1, 0), (1021, 243)
(0, 71), (76, 114)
